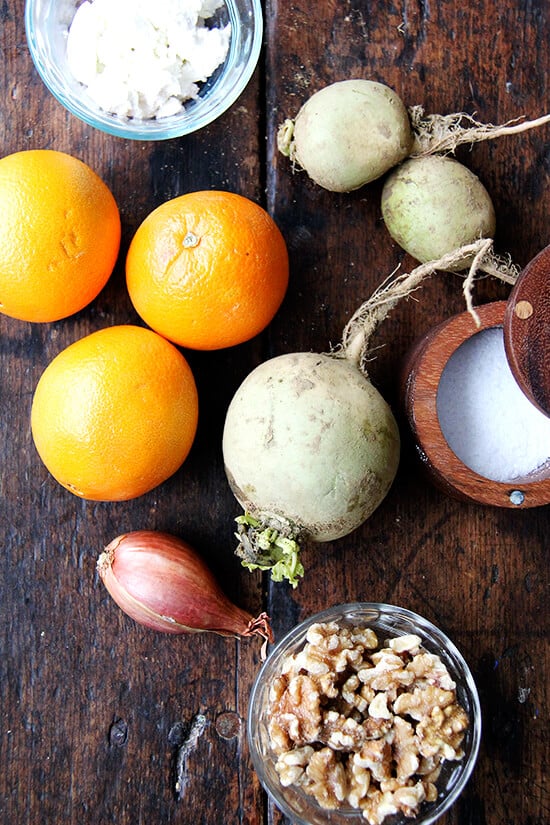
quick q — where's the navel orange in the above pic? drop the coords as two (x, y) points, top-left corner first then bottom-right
(30, 325), (198, 501)
(0, 149), (120, 323)
(125, 190), (289, 350)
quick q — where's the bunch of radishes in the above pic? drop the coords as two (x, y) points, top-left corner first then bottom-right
(220, 80), (549, 586)
(278, 79), (549, 263)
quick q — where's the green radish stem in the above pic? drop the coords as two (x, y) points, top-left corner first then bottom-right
(234, 513), (304, 586)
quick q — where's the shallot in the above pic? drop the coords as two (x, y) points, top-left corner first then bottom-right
(97, 530), (273, 648)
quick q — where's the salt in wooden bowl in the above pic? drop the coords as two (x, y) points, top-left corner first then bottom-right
(401, 301), (550, 508)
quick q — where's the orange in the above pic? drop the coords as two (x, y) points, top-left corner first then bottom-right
(0, 149), (120, 322)
(125, 190), (289, 350)
(30, 325), (198, 501)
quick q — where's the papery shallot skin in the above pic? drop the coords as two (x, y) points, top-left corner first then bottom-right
(97, 531), (273, 642)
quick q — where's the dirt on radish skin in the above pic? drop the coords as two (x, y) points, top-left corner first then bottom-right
(381, 155), (496, 264)
(222, 352), (400, 586)
(222, 236), (521, 588)
(279, 78), (550, 208)
(278, 79), (413, 193)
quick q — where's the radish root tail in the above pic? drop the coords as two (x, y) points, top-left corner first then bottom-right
(409, 106), (550, 156)
(340, 239), (519, 374)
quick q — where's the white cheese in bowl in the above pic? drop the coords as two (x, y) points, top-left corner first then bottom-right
(66, 0), (231, 120)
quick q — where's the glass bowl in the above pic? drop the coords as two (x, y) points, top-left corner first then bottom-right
(248, 602), (482, 825)
(25, 0), (263, 140)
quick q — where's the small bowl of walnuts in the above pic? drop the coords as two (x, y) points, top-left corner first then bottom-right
(247, 602), (481, 825)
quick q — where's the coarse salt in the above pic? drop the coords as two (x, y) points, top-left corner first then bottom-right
(436, 326), (550, 482)
(66, 0), (231, 120)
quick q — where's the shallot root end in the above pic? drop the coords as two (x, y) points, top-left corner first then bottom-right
(244, 612), (275, 660)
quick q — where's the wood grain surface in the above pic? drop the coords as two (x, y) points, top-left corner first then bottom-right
(1, 2), (548, 824)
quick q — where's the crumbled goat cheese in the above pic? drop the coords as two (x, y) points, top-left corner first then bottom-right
(66, 0), (231, 120)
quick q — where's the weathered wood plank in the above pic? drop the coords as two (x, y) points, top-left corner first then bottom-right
(264, 2), (549, 825)
(0, 2), (266, 823)
(0, 0), (548, 824)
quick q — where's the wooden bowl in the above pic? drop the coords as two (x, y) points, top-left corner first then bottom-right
(401, 301), (550, 508)
(504, 243), (550, 417)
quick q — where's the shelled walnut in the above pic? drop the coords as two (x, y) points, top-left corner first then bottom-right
(266, 621), (470, 824)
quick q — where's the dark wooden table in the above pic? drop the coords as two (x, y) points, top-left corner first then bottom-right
(1, 2), (548, 823)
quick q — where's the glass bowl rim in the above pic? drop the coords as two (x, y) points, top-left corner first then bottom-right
(24, 0), (264, 141)
(248, 601), (482, 825)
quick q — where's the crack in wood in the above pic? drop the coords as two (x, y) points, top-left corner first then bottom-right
(171, 713), (208, 801)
